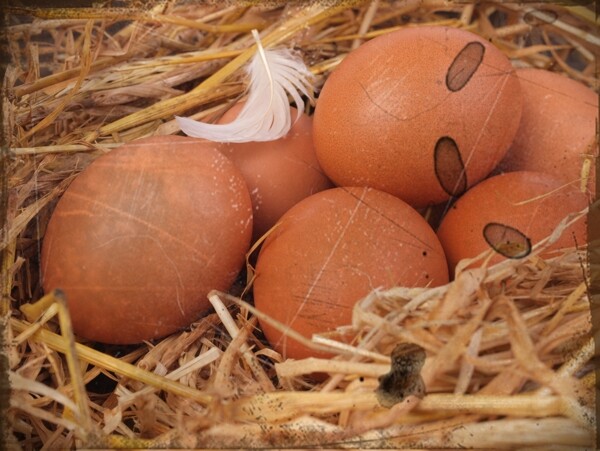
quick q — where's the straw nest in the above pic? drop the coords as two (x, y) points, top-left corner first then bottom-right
(2, 1), (597, 449)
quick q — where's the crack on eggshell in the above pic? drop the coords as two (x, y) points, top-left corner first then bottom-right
(357, 79), (452, 123)
(61, 190), (239, 265)
(339, 187), (440, 254)
(275, 188), (368, 350)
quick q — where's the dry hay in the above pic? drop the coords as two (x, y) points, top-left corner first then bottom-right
(1, 1), (598, 449)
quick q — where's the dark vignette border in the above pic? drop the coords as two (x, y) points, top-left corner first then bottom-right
(591, 125), (599, 448)
(0, 0), (597, 449)
(1, 1), (11, 450)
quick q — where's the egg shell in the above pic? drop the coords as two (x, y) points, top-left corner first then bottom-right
(436, 171), (588, 275)
(218, 103), (333, 241)
(253, 186), (449, 360)
(313, 26), (523, 207)
(496, 68), (598, 200)
(41, 135), (253, 344)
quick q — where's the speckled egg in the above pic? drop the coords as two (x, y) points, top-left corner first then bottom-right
(41, 135), (253, 344)
(253, 186), (449, 360)
(313, 26), (523, 207)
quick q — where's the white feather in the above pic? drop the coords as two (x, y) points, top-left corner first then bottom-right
(176, 29), (314, 143)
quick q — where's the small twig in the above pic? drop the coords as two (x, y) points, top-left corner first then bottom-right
(276, 358), (389, 379)
(212, 317), (257, 397)
(208, 292), (274, 391)
(11, 143), (118, 156)
(229, 391), (573, 424)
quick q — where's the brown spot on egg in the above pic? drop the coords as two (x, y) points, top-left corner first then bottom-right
(482, 223), (532, 259)
(446, 41), (485, 92)
(434, 136), (467, 197)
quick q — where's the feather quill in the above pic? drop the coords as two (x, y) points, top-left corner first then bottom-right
(176, 29), (314, 143)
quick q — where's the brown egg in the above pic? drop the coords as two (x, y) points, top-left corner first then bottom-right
(218, 103), (333, 241)
(41, 135), (253, 344)
(253, 187), (449, 360)
(496, 68), (598, 200)
(313, 26), (522, 207)
(437, 171), (588, 276)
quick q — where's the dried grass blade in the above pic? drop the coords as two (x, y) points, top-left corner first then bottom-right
(418, 392), (564, 417)
(543, 282), (588, 335)
(498, 296), (579, 400)
(10, 318), (214, 405)
(21, 20), (94, 142)
(14, 303), (60, 345)
(421, 295), (492, 386)
(533, 8), (600, 46)
(156, 314), (221, 370)
(276, 358), (389, 379)
(564, 5), (599, 26)
(429, 268), (485, 326)
(1, 176), (74, 252)
(86, 55), (255, 141)
(312, 335), (389, 362)
(134, 50), (244, 69)
(117, 347), (221, 407)
(454, 328), (483, 395)
(9, 370), (78, 413)
(213, 318), (255, 396)
(197, 415), (343, 449)
(9, 399), (81, 433)
(217, 290), (343, 356)
(229, 391), (377, 423)
(13, 54), (131, 98)
(313, 19), (462, 44)
(230, 390), (570, 425)
(11, 143), (118, 156)
(385, 417), (593, 448)
(208, 292), (274, 390)
(352, 0), (380, 50)
(508, 44), (571, 58)
(49, 291), (93, 437)
(156, 346), (221, 380)
(154, 14), (264, 33)
(6, 6), (260, 33)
